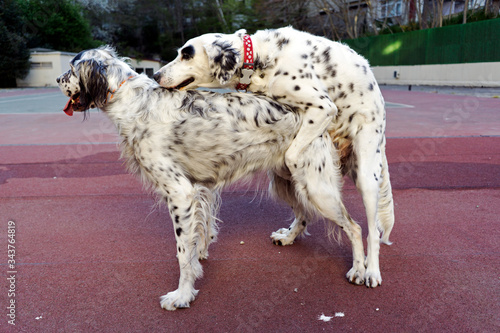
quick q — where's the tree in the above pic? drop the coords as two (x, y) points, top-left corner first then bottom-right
(311, 0), (378, 40)
(18, 0), (99, 52)
(0, 0), (30, 87)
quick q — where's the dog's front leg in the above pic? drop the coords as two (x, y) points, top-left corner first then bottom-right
(160, 182), (204, 311)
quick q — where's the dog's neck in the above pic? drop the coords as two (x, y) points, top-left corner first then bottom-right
(235, 34), (254, 91)
(107, 75), (135, 101)
(232, 32), (273, 92)
(103, 74), (185, 126)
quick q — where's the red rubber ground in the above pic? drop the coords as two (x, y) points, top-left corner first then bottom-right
(1, 88), (499, 332)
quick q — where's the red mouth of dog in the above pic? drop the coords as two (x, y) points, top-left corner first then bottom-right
(174, 77), (195, 90)
(63, 93), (84, 116)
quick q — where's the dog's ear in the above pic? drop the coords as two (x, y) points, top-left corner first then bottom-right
(235, 29), (247, 38)
(204, 40), (241, 85)
(77, 59), (109, 109)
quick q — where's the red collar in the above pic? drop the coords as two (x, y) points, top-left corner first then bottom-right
(236, 35), (254, 91)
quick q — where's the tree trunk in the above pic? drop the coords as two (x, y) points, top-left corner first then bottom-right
(463, 0), (469, 24)
(214, 0), (229, 32)
(421, 0), (432, 29)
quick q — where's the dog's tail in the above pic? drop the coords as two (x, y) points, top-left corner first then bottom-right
(377, 146), (394, 245)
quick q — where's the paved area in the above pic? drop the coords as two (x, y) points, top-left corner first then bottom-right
(1, 86), (499, 332)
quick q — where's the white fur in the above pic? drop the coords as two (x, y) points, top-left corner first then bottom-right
(57, 47), (367, 310)
(155, 27), (395, 287)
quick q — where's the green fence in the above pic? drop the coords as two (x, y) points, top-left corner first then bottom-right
(343, 18), (500, 66)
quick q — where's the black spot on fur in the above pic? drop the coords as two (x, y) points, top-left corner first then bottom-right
(322, 47), (331, 62)
(277, 38), (290, 50)
(254, 113), (260, 127)
(176, 228), (182, 237)
(369, 83), (374, 91)
(180, 45), (195, 60)
(70, 50), (85, 65)
(294, 85), (300, 91)
(349, 112), (357, 123)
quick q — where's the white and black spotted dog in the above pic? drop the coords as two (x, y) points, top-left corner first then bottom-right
(56, 46), (369, 310)
(154, 27), (395, 287)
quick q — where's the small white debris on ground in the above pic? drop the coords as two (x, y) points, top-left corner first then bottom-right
(318, 312), (345, 321)
(240, 241), (245, 245)
(35, 315), (43, 320)
(294, 288), (298, 292)
(318, 313), (333, 322)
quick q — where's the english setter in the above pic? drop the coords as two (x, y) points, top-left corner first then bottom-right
(56, 46), (366, 310)
(154, 27), (395, 287)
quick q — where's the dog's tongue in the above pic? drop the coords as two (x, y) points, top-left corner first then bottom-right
(63, 98), (74, 116)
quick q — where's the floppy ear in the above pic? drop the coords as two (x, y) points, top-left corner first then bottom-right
(77, 59), (109, 109)
(234, 29), (247, 38)
(204, 40), (241, 85)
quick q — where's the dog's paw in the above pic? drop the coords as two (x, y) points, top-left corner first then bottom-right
(271, 228), (295, 246)
(346, 266), (365, 285)
(364, 270), (382, 288)
(160, 288), (198, 311)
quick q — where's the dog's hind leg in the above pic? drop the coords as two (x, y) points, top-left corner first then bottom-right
(160, 180), (217, 310)
(293, 134), (366, 285)
(268, 171), (311, 246)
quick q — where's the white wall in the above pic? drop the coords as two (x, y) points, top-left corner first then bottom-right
(17, 52), (162, 88)
(17, 52), (75, 87)
(372, 62), (500, 87)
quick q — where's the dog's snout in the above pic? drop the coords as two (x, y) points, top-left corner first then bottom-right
(56, 76), (60, 84)
(153, 71), (161, 83)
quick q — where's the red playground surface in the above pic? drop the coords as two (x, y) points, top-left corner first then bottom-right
(1, 87), (499, 332)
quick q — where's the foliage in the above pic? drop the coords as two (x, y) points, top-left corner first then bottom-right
(17, 0), (100, 52)
(0, 0), (31, 87)
(376, 6), (500, 36)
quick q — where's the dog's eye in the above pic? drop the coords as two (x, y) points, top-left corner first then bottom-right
(180, 45), (195, 61)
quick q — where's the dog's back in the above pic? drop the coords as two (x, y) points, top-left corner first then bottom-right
(118, 89), (302, 189)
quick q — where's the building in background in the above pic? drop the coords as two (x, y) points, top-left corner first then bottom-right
(17, 48), (162, 88)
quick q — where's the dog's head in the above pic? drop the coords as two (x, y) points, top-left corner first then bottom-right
(56, 46), (128, 116)
(154, 29), (246, 90)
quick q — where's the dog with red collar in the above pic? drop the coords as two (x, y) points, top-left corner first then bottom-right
(154, 27), (395, 289)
